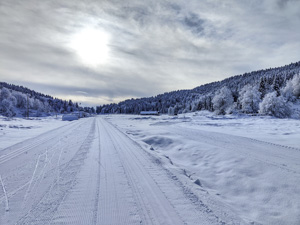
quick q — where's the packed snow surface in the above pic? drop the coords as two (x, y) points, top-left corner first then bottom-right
(0, 113), (299, 224)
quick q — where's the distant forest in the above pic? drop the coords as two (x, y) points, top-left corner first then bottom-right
(0, 82), (95, 117)
(96, 61), (300, 118)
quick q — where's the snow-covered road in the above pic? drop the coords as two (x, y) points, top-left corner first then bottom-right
(0, 117), (244, 224)
(0, 115), (299, 224)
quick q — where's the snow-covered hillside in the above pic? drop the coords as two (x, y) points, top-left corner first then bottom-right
(97, 61), (300, 118)
(0, 82), (95, 117)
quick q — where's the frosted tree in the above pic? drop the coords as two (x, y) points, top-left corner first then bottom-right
(13, 92), (27, 108)
(33, 98), (41, 110)
(212, 86), (234, 115)
(282, 74), (300, 101)
(32, 99), (43, 116)
(8, 95), (17, 107)
(168, 106), (175, 116)
(0, 88), (15, 117)
(43, 101), (50, 113)
(259, 92), (291, 118)
(0, 99), (15, 117)
(191, 102), (198, 112)
(0, 87), (11, 101)
(239, 85), (261, 113)
(293, 74), (300, 97)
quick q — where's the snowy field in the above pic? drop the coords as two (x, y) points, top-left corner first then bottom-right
(0, 113), (299, 224)
(106, 112), (300, 225)
(0, 115), (66, 151)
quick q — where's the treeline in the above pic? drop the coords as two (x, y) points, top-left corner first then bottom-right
(96, 61), (300, 118)
(0, 82), (95, 117)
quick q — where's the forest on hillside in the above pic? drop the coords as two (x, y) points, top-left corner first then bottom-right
(0, 82), (95, 117)
(96, 61), (300, 118)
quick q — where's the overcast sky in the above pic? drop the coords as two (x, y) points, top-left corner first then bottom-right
(1, 0), (300, 106)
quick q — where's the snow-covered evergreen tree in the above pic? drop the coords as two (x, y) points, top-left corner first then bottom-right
(272, 75), (281, 96)
(259, 77), (267, 99)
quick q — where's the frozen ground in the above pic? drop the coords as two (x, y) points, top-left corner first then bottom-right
(0, 113), (299, 224)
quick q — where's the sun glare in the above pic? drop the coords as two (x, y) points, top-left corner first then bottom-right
(70, 28), (110, 67)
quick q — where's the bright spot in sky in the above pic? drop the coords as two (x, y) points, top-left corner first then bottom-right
(70, 28), (110, 67)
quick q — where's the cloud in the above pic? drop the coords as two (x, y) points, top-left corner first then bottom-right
(183, 13), (205, 35)
(0, 0), (300, 106)
(76, 91), (88, 95)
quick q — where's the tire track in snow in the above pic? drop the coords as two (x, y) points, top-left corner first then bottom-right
(92, 118), (101, 224)
(97, 118), (142, 225)
(49, 118), (101, 225)
(103, 128), (171, 225)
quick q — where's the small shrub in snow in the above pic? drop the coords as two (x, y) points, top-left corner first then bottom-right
(212, 86), (234, 115)
(239, 85), (261, 113)
(259, 92), (291, 118)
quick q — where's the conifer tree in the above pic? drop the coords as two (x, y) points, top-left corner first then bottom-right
(259, 77), (266, 99)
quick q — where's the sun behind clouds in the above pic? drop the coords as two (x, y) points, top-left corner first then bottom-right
(70, 27), (110, 67)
